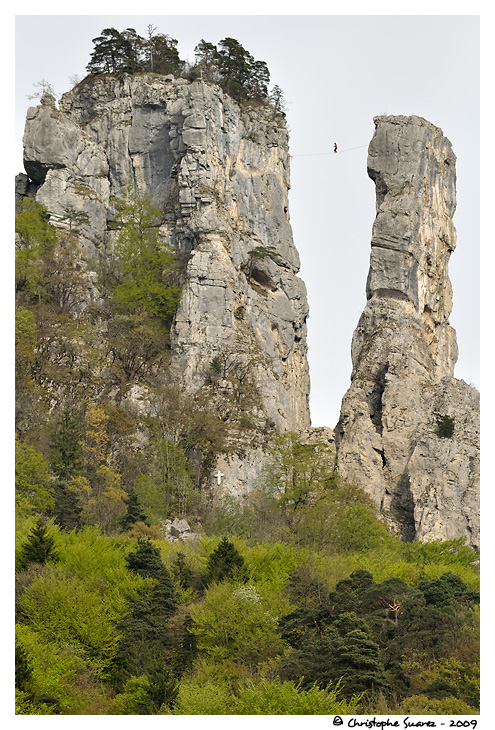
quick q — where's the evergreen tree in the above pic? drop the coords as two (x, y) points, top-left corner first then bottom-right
(192, 39), (219, 81)
(112, 538), (178, 694)
(215, 38), (254, 101)
(206, 537), (248, 584)
(86, 27), (142, 75)
(18, 518), (58, 570)
(52, 481), (83, 532)
(50, 410), (83, 480)
(121, 489), (150, 531)
(146, 32), (183, 75)
(278, 611), (391, 699)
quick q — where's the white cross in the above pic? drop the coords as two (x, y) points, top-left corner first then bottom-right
(215, 470), (224, 485)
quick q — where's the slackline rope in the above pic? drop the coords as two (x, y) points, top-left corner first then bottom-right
(289, 144), (368, 158)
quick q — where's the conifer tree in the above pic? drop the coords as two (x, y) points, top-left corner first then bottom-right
(18, 518), (57, 570)
(206, 536), (248, 584)
(121, 489), (150, 531)
(112, 538), (178, 692)
(50, 410), (83, 480)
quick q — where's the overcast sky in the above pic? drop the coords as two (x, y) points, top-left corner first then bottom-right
(14, 9), (481, 430)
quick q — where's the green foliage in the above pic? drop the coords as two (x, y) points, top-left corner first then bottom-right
(173, 677), (232, 714)
(436, 413), (455, 438)
(263, 431), (337, 511)
(189, 582), (284, 666)
(15, 198), (57, 298)
(214, 37), (270, 102)
(121, 489), (150, 531)
(49, 409), (84, 480)
(18, 565), (122, 676)
(112, 538), (179, 689)
(84, 26), (281, 107)
(399, 694), (478, 715)
(15, 438), (55, 513)
(15, 640), (33, 691)
(18, 518), (58, 570)
(206, 536), (249, 584)
(234, 678), (360, 714)
(279, 609), (391, 699)
(86, 26), (183, 76)
(108, 186), (181, 324)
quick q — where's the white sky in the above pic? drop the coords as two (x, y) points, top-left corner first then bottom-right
(13, 7), (482, 430)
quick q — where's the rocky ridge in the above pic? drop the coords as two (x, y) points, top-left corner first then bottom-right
(335, 115), (480, 548)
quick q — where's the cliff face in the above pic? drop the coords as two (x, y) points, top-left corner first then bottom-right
(335, 115), (480, 548)
(19, 84), (479, 542)
(20, 74), (311, 494)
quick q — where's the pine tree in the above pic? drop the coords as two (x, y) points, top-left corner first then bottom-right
(86, 27), (142, 75)
(121, 489), (150, 531)
(18, 518), (57, 570)
(112, 538), (178, 692)
(50, 410), (83, 480)
(206, 536), (248, 584)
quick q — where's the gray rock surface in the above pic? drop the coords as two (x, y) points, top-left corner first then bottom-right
(22, 73), (311, 491)
(335, 115), (479, 548)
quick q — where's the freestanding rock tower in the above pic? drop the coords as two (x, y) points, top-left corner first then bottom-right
(335, 115), (479, 548)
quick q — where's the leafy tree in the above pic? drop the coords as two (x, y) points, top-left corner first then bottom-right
(189, 582), (283, 666)
(149, 438), (197, 517)
(234, 677), (361, 715)
(15, 198), (57, 301)
(173, 677), (232, 714)
(206, 537), (248, 584)
(109, 186), (181, 325)
(18, 568), (121, 678)
(263, 432), (337, 513)
(15, 438), (55, 514)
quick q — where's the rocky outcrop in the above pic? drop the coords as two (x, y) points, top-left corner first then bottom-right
(21, 73), (311, 493)
(335, 115), (479, 548)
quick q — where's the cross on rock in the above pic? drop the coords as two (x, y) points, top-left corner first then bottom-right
(214, 470), (224, 486)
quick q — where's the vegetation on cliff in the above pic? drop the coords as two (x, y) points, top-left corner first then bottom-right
(83, 25), (283, 108)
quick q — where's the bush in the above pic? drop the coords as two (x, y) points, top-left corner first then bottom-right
(234, 678), (360, 714)
(436, 414), (455, 438)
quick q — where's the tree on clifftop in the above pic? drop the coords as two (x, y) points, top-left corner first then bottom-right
(86, 28), (143, 75)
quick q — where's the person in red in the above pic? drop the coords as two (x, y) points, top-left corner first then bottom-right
(334, 142), (338, 153)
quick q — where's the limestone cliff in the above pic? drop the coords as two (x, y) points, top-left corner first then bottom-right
(19, 74), (311, 493)
(335, 115), (480, 548)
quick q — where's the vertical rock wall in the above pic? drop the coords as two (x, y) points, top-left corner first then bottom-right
(21, 74), (311, 494)
(335, 115), (479, 547)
